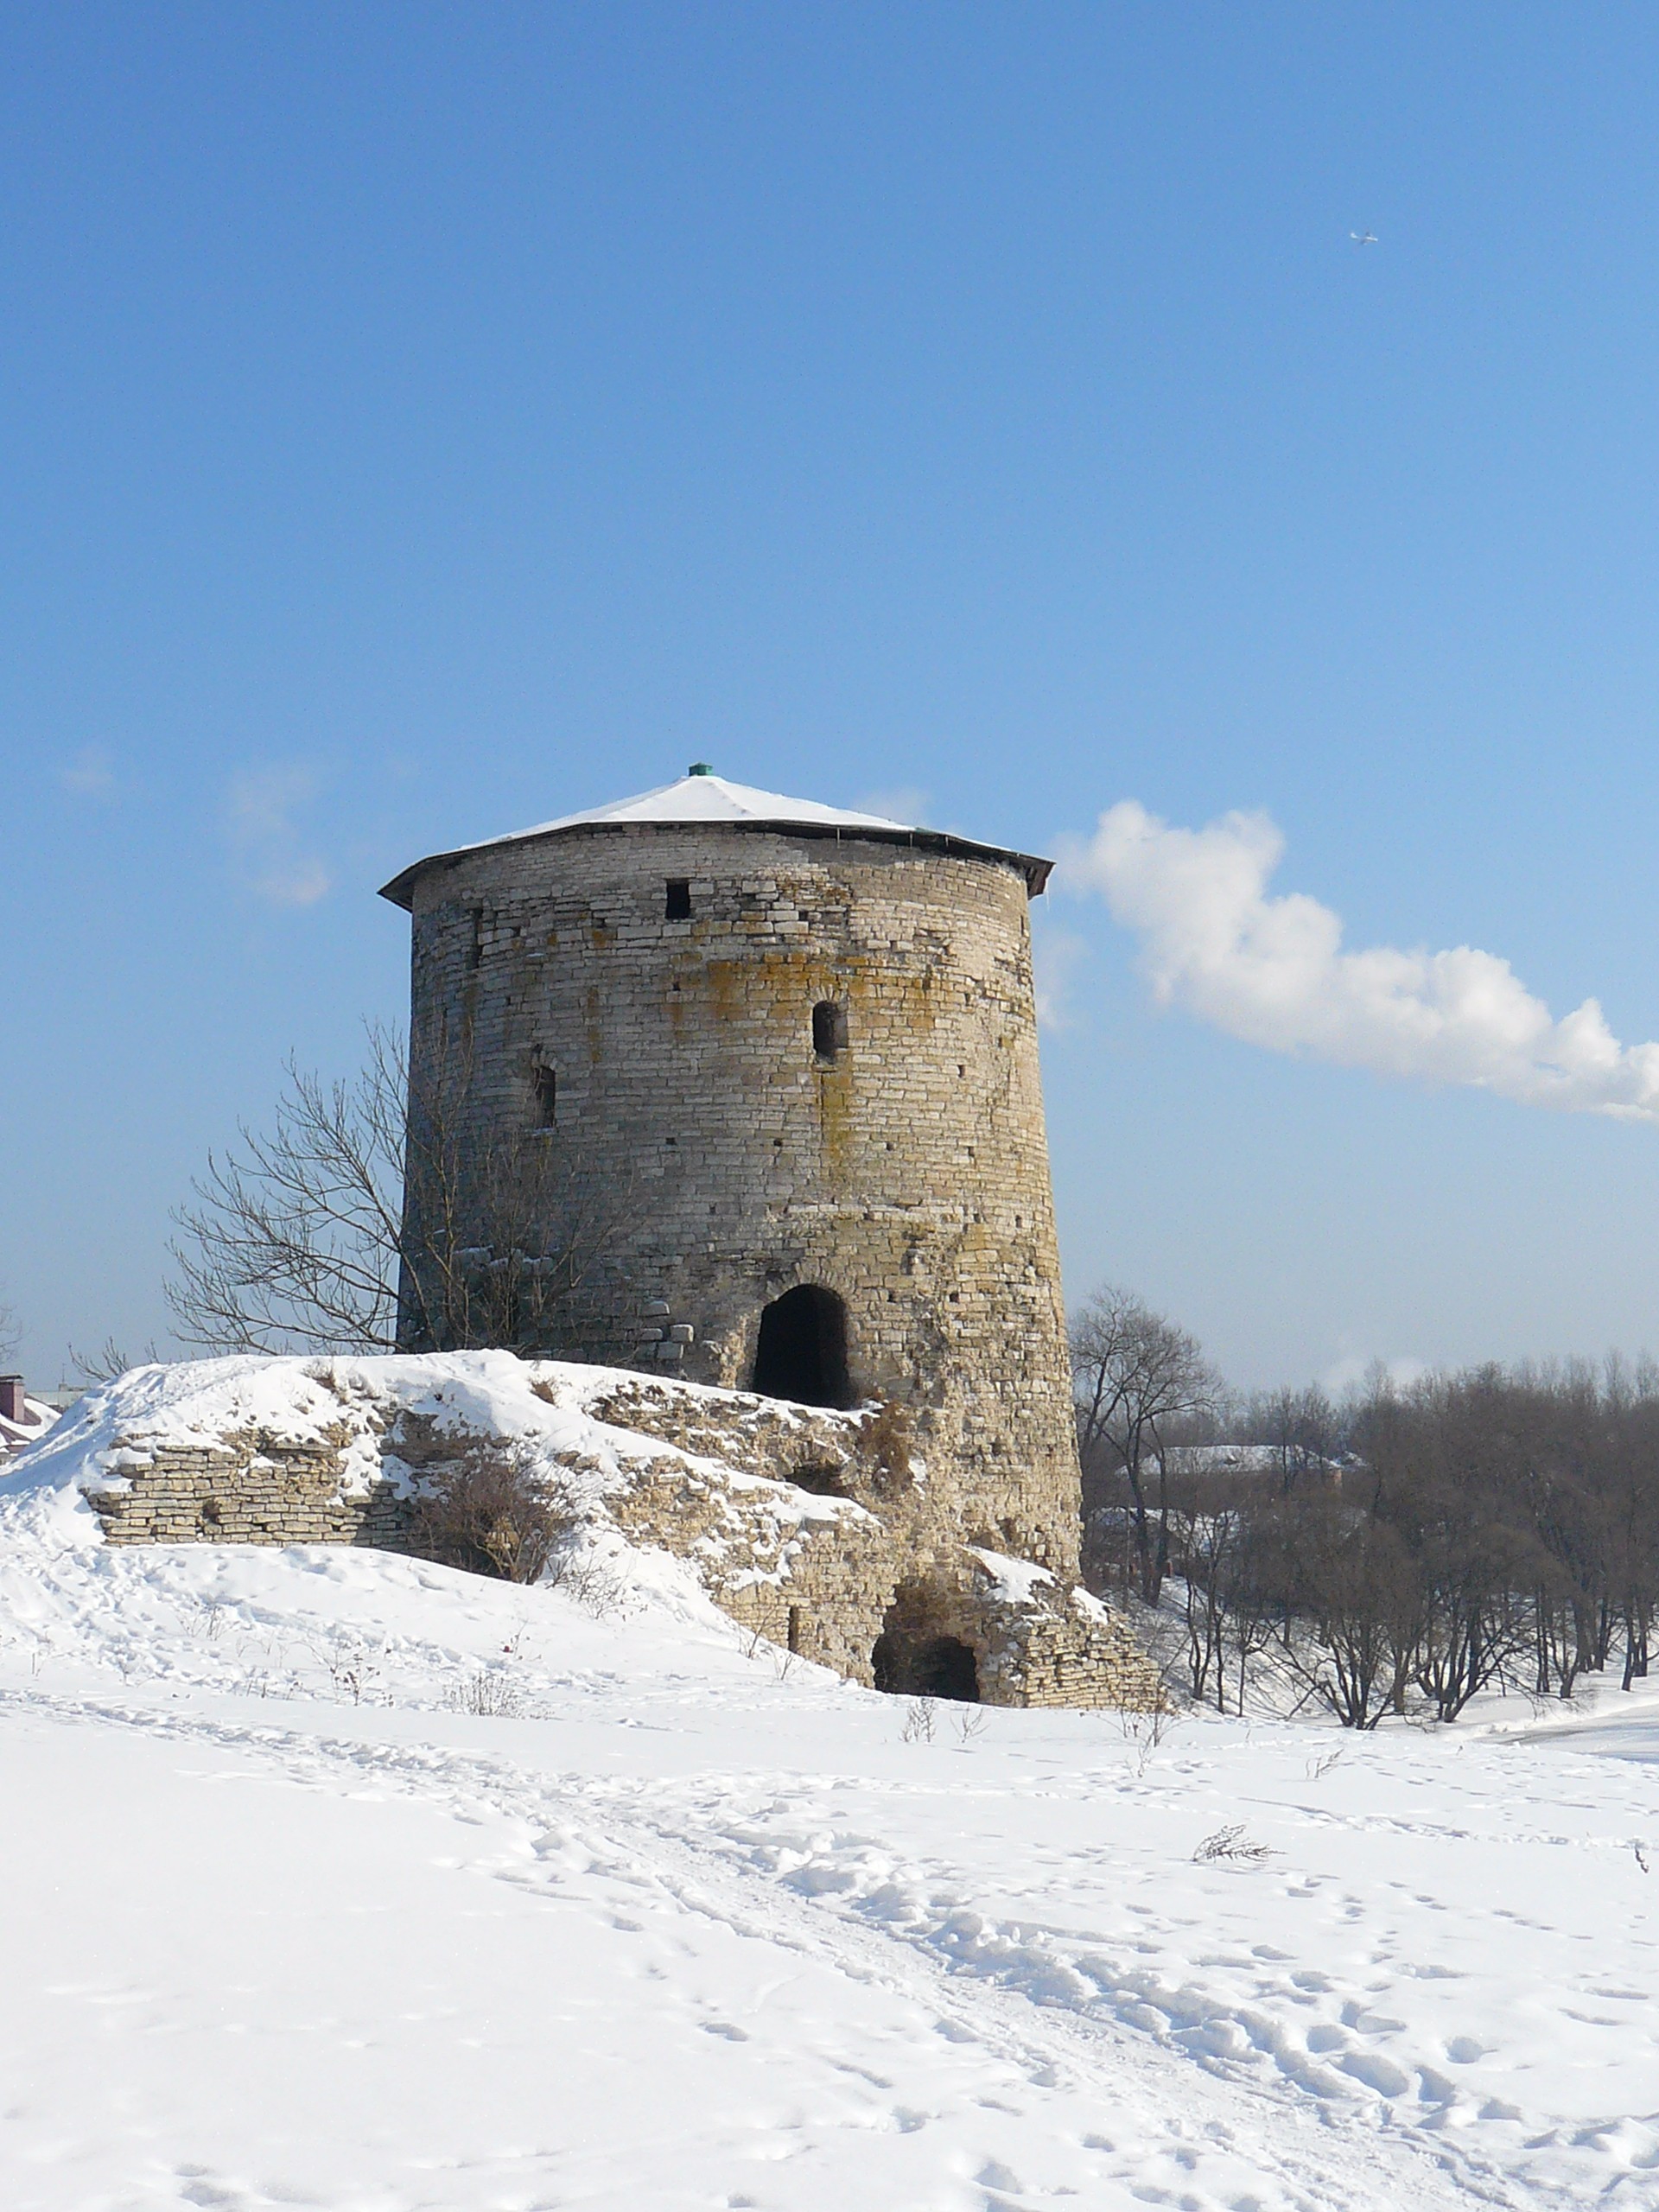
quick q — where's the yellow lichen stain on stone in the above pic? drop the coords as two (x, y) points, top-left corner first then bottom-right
(817, 1054), (854, 1187)
(901, 965), (941, 1036)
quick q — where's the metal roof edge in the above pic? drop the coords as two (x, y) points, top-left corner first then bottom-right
(378, 816), (1052, 909)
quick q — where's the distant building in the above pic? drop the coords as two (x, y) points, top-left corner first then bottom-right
(0, 1376), (59, 1458)
(1160, 1443), (1346, 1490)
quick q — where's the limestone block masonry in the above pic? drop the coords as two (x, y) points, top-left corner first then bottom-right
(383, 777), (1086, 1592)
(79, 1360), (1163, 1711)
(86, 1431), (412, 1550)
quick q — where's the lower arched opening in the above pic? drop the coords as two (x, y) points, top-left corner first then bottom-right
(872, 1630), (980, 1701)
(871, 1586), (981, 1702)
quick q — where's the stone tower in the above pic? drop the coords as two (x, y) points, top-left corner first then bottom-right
(380, 767), (1084, 1581)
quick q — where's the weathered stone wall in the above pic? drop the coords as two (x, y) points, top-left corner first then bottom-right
(984, 1584), (1165, 1712)
(574, 1378), (1160, 1705)
(603, 1457), (905, 1683)
(79, 1364), (1163, 1712)
(85, 1430), (411, 1550)
(397, 822), (1083, 1580)
(580, 1376), (874, 1491)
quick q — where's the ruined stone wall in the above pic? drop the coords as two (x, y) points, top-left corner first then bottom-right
(603, 1459), (904, 1684)
(78, 1366), (1162, 1712)
(398, 823), (1082, 1580)
(986, 1586), (1165, 1712)
(85, 1430), (411, 1550)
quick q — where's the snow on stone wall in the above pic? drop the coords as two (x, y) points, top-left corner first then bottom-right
(3, 1352), (1160, 1710)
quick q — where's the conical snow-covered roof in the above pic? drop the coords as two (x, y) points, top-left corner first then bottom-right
(489, 768), (917, 837)
(379, 766), (1049, 906)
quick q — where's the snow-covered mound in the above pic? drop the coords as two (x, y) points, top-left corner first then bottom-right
(5, 1371), (1659, 2207)
(2, 1347), (862, 1589)
(4, 1352), (1161, 1713)
(3, 1348), (828, 1508)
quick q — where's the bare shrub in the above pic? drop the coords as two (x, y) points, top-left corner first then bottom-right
(447, 1667), (524, 1718)
(860, 1396), (913, 1489)
(307, 1632), (380, 1706)
(1120, 1678), (1183, 1775)
(558, 1551), (629, 1618)
(406, 1439), (575, 1585)
(1193, 1822), (1273, 1865)
(900, 1695), (937, 1743)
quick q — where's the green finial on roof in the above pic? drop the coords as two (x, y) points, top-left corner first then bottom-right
(687, 761), (714, 776)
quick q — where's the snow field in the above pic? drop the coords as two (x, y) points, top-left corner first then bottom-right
(3, 1476), (1659, 2205)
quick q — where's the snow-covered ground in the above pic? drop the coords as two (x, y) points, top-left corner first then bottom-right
(5, 1412), (1659, 2206)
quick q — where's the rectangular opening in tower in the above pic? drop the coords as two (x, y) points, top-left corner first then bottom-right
(812, 1001), (848, 1059)
(531, 1065), (557, 1128)
(664, 879), (691, 920)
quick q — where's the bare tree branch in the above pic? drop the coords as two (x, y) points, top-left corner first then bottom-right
(166, 1022), (635, 1357)
(69, 1337), (162, 1385)
(1071, 1284), (1221, 1603)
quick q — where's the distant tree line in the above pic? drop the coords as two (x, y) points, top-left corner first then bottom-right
(1071, 1286), (1659, 1726)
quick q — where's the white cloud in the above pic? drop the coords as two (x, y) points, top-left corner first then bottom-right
(1058, 799), (1659, 1125)
(1321, 1352), (1432, 1396)
(856, 785), (932, 828)
(226, 766), (332, 909)
(61, 747), (115, 798)
(255, 855), (333, 908)
(1032, 925), (1088, 1032)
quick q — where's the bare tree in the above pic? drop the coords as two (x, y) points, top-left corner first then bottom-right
(0, 1300), (17, 1360)
(70, 1337), (162, 1385)
(1071, 1285), (1222, 1603)
(1275, 1499), (1421, 1729)
(1169, 1494), (1245, 1709)
(168, 1023), (633, 1357)
(1241, 1382), (1342, 1491)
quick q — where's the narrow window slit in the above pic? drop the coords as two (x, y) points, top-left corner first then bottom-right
(812, 1001), (848, 1060)
(665, 879), (691, 920)
(531, 1065), (557, 1129)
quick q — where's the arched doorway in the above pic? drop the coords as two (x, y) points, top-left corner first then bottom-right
(750, 1285), (852, 1408)
(872, 1624), (980, 1702)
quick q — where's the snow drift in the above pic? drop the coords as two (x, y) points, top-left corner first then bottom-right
(3, 1358), (1659, 2207)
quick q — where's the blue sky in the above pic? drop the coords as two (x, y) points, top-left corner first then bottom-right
(7, 3), (1659, 1388)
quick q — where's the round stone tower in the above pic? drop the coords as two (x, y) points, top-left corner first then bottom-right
(380, 767), (1083, 1578)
